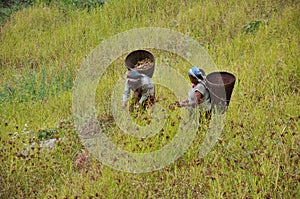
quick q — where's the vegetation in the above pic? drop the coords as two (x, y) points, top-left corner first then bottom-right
(0, 0), (106, 23)
(0, 0), (299, 198)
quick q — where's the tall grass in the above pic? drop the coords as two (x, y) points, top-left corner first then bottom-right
(0, 0), (299, 198)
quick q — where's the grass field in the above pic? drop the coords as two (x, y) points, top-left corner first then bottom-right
(0, 0), (299, 198)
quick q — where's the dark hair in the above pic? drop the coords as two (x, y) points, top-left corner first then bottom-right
(199, 68), (205, 76)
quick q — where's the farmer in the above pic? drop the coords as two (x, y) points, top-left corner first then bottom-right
(177, 66), (211, 112)
(122, 70), (155, 109)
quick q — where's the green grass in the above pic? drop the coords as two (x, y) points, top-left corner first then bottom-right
(0, 0), (299, 198)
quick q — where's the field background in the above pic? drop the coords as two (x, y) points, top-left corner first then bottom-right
(0, 0), (299, 198)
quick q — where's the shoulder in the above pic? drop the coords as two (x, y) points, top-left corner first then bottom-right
(194, 83), (205, 91)
(195, 83), (209, 96)
(141, 74), (151, 79)
(141, 75), (153, 83)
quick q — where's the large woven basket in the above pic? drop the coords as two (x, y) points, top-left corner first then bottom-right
(206, 71), (236, 113)
(125, 50), (155, 78)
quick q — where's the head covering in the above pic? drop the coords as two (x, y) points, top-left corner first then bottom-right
(188, 66), (205, 81)
(127, 70), (143, 86)
(127, 70), (143, 79)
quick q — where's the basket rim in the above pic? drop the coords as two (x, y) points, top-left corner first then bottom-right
(125, 49), (154, 59)
(125, 50), (155, 70)
(206, 71), (236, 86)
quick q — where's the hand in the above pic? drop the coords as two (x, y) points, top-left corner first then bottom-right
(176, 101), (185, 107)
(135, 103), (140, 108)
(168, 103), (175, 110)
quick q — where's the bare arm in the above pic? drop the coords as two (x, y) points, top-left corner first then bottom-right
(194, 91), (203, 104)
(177, 91), (203, 107)
(122, 81), (130, 108)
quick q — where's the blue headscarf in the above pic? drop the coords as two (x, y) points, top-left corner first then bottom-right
(127, 70), (143, 79)
(188, 66), (205, 81)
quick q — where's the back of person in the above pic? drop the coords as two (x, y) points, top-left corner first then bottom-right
(196, 80), (211, 111)
(122, 70), (155, 109)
